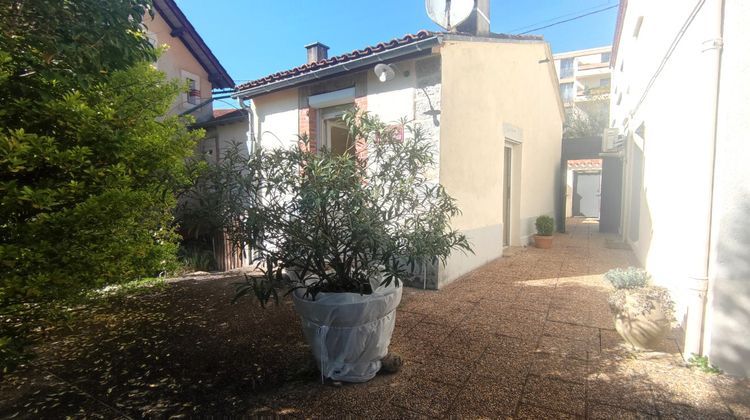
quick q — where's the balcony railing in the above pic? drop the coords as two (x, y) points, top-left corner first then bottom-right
(578, 86), (611, 99)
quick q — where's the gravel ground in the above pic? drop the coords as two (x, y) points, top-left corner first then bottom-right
(1, 219), (748, 418)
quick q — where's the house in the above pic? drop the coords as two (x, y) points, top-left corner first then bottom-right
(233, 2), (564, 289)
(611, 0), (750, 376)
(145, 0), (234, 123)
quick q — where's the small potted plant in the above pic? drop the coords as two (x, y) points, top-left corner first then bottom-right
(605, 267), (676, 351)
(533, 215), (555, 249)
(194, 109), (471, 383)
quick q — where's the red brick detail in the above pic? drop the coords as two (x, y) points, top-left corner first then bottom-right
(299, 107), (318, 153)
(354, 95), (368, 111)
(354, 96), (368, 160)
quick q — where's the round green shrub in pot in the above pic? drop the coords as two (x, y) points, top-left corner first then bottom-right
(604, 267), (676, 351)
(192, 109), (472, 382)
(533, 215), (555, 249)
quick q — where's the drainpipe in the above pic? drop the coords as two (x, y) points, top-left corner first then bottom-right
(239, 97), (256, 154)
(684, 0), (724, 357)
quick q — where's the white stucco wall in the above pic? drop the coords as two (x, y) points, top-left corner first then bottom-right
(704, 0), (750, 377)
(612, 0), (719, 313)
(253, 89), (300, 149)
(439, 39), (564, 286)
(612, 0), (750, 376)
(366, 60), (416, 124)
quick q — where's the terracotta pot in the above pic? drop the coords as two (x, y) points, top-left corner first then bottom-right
(612, 296), (671, 351)
(534, 235), (553, 249)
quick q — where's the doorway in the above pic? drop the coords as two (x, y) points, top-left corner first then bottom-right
(573, 172), (602, 218)
(503, 146), (512, 247)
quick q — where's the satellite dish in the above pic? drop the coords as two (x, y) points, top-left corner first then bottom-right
(425, 0), (474, 31)
(374, 63), (396, 82)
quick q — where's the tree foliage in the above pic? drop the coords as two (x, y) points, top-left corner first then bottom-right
(0, 0), (200, 303)
(563, 99), (609, 139)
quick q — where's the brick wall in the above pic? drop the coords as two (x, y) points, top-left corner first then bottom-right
(298, 107), (318, 153)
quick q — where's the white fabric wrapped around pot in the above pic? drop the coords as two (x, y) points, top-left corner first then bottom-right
(291, 282), (402, 382)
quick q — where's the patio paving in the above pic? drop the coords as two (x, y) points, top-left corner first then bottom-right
(2, 218), (749, 418)
(248, 218), (750, 418)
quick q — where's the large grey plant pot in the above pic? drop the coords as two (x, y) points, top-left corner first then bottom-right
(612, 297), (671, 351)
(291, 282), (402, 382)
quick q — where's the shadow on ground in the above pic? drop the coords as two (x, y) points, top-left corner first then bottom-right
(1, 219), (749, 418)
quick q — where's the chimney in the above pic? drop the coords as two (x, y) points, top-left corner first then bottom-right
(305, 42), (329, 64)
(456, 0), (491, 36)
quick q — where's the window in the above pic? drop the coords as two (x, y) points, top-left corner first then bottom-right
(601, 52), (611, 63)
(600, 78), (611, 87)
(559, 82), (575, 103)
(187, 78), (199, 105)
(319, 105), (355, 157)
(180, 70), (201, 108)
(559, 58), (574, 79)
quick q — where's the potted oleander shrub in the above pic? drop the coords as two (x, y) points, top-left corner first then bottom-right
(605, 267), (676, 351)
(533, 215), (555, 249)
(195, 109), (470, 382)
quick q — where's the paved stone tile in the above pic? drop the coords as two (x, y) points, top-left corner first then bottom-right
(641, 361), (734, 416)
(654, 400), (734, 419)
(521, 375), (586, 416)
(476, 341), (534, 380)
(390, 378), (459, 417)
(406, 321), (453, 347)
(712, 375), (750, 419)
(515, 403), (583, 419)
(587, 367), (658, 414)
(414, 354), (473, 386)
(587, 402), (657, 419)
(530, 352), (588, 384)
(537, 335), (595, 360)
(543, 321), (600, 345)
(389, 336), (438, 362)
(450, 373), (523, 418)
(436, 327), (489, 362)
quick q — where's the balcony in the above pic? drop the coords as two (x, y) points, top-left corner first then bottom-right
(576, 85), (611, 101)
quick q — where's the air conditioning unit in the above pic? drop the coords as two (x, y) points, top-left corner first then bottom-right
(602, 128), (619, 151)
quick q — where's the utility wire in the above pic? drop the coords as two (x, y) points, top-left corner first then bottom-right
(508, 1), (618, 33)
(517, 4), (620, 35)
(632, 0), (705, 115)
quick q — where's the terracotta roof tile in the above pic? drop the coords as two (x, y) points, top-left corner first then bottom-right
(235, 30), (545, 93)
(235, 30), (436, 92)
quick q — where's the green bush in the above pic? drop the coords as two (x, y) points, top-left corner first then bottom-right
(604, 267), (650, 289)
(187, 109), (472, 304)
(0, 1), (199, 303)
(0, 0), (200, 372)
(535, 215), (555, 236)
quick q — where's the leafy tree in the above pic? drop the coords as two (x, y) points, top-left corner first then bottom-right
(563, 99), (610, 139)
(0, 0), (200, 303)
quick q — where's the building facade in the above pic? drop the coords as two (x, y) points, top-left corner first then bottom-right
(554, 46), (612, 107)
(234, 13), (564, 289)
(146, 0), (234, 123)
(611, 0), (750, 377)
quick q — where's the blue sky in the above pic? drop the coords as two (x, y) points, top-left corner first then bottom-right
(175, 0), (619, 104)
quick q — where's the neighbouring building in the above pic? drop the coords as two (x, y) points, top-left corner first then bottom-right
(146, 0), (234, 123)
(146, 0), (248, 271)
(554, 46), (612, 107)
(233, 2), (564, 289)
(554, 47), (613, 224)
(611, 0), (750, 377)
